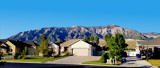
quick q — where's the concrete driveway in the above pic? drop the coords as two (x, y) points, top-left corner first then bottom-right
(45, 56), (101, 64)
(119, 57), (157, 68)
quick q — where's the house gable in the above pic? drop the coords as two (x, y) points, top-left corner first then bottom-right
(5, 41), (16, 55)
(71, 40), (91, 49)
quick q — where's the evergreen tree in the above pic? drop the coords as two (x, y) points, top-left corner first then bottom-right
(38, 34), (50, 57)
(84, 36), (90, 42)
(90, 35), (94, 43)
(95, 36), (99, 45)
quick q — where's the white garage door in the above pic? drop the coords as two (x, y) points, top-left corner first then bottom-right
(73, 48), (89, 56)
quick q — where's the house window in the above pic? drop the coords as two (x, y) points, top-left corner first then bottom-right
(64, 47), (68, 52)
(10, 49), (13, 52)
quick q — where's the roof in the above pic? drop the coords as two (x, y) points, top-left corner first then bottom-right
(0, 39), (38, 47)
(0, 39), (8, 44)
(137, 36), (160, 46)
(60, 39), (102, 51)
(8, 40), (28, 47)
(60, 39), (80, 47)
(24, 41), (38, 47)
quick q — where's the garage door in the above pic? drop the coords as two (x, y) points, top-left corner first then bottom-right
(73, 48), (89, 56)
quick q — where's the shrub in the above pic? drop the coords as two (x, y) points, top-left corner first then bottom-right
(17, 55), (23, 59)
(64, 51), (69, 56)
(99, 52), (109, 63)
(22, 56), (29, 59)
(2, 53), (8, 56)
(54, 54), (59, 57)
(14, 53), (20, 59)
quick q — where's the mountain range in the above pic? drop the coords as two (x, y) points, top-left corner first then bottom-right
(8, 24), (160, 43)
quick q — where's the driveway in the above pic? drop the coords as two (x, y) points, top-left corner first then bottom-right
(45, 56), (101, 64)
(119, 57), (157, 68)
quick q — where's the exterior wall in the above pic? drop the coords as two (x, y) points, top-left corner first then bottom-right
(71, 40), (91, 56)
(61, 47), (64, 52)
(0, 43), (7, 53)
(142, 46), (160, 52)
(28, 46), (36, 55)
(54, 45), (59, 54)
(71, 40), (90, 49)
(91, 47), (96, 56)
(0, 48), (7, 53)
(15, 47), (21, 54)
(68, 46), (72, 55)
(50, 43), (59, 55)
(6, 41), (16, 55)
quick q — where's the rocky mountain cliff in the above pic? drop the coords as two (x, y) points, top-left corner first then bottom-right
(8, 25), (156, 43)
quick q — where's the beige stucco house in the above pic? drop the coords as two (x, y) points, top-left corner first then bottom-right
(49, 42), (59, 55)
(136, 36), (160, 58)
(0, 39), (37, 55)
(60, 39), (101, 56)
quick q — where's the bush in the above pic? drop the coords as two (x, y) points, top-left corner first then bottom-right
(64, 51), (69, 56)
(22, 56), (29, 59)
(14, 53), (20, 59)
(17, 55), (23, 59)
(2, 53), (8, 56)
(99, 52), (109, 63)
(54, 54), (59, 57)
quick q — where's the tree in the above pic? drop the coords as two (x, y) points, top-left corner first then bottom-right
(84, 36), (90, 42)
(99, 52), (109, 63)
(104, 34), (112, 42)
(107, 34), (128, 61)
(104, 34), (112, 48)
(22, 46), (28, 56)
(38, 34), (50, 57)
(90, 35), (94, 43)
(95, 36), (99, 45)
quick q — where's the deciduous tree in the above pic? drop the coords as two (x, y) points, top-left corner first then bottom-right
(107, 34), (128, 60)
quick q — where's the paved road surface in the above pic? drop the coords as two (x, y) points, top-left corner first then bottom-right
(119, 57), (158, 68)
(45, 56), (101, 64)
(0, 56), (158, 68)
(0, 62), (139, 68)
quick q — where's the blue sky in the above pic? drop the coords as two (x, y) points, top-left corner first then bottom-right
(0, 0), (160, 39)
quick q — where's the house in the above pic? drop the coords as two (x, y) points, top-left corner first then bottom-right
(49, 42), (59, 55)
(23, 41), (38, 55)
(0, 39), (37, 55)
(60, 39), (102, 56)
(136, 36), (160, 58)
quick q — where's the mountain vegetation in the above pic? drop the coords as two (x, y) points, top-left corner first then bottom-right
(8, 25), (158, 43)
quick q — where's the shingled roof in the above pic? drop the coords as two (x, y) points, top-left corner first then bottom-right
(0, 39), (38, 47)
(60, 39), (80, 47)
(137, 36), (160, 45)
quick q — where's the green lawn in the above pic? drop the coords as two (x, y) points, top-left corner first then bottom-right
(82, 60), (120, 66)
(147, 59), (160, 67)
(1, 56), (66, 63)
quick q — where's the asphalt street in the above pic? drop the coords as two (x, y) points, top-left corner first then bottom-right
(0, 62), (144, 68)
